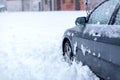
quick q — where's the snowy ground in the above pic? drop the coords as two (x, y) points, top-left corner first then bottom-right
(0, 11), (99, 80)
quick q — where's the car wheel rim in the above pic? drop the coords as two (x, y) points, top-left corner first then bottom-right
(65, 43), (71, 57)
(63, 41), (73, 63)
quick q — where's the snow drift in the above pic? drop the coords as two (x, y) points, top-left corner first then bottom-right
(0, 11), (99, 80)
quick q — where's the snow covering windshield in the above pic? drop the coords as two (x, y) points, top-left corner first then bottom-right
(88, 0), (119, 24)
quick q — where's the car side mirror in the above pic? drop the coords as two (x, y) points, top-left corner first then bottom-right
(75, 17), (86, 26)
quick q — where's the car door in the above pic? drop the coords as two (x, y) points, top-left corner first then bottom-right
(74, 0), (120, 79)
(83, 0), (120, 79)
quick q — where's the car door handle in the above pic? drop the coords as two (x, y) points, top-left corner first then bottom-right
(95, 33), (98, 35)
(93, 33), (101, 37)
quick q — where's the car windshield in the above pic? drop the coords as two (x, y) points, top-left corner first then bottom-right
(88, 0), (119, 24)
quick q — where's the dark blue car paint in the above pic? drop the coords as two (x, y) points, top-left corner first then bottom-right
(63, 26), (120, 79)
(62, 0), (120, 79)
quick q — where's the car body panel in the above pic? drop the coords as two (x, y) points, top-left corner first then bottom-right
(63, 25), (120, 79)
(62, 0), (120, 79)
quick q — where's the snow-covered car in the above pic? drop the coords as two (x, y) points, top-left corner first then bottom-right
(62, 0), (120, 80)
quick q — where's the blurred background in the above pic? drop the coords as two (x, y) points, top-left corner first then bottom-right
(0, 0), (102, 12)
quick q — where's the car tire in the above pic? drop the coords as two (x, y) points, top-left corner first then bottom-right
(63, 40), (74, 63)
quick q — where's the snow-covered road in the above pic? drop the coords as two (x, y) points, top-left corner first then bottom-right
(0, 11), (99, 80)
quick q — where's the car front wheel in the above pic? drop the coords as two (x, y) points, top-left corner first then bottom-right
(63, 40), (74, 63)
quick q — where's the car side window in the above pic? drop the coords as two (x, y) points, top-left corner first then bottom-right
(114, 8), (120, 25)
(88, 0), (119, 24)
